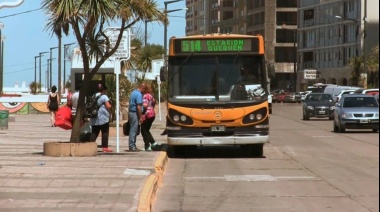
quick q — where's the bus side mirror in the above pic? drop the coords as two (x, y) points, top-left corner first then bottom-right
(160, 66), (167, 82)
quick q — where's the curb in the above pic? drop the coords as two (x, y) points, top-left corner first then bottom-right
(138, 151), (168, 212)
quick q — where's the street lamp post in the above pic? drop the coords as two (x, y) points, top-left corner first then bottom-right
(34, 56), (40, 84)
(63, 42), (75, 88)
(145, 20), (151, 46)
(0, 22), (4, 94)
(49, 47), (58, 89)
(164, 0), (185, 58)
(39, 51), (48, 90)
(47, 58), (56, 92)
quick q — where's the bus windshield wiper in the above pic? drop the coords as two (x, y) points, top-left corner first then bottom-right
(225, 51), (241, 81)
(169, 52), (194, 82)
(233, 52), (241, 64)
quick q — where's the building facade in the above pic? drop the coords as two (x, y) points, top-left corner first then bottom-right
(298, 0), (379, 90)
(185, 0), (379, 91)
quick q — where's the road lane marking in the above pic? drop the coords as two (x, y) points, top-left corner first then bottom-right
(185, 175), (315, 182)
(123, 168), (152, 176)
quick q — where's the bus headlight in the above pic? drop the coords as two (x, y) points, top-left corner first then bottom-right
(173, 115), (180, 122)
(180, 115), (187, 121)
(249, 114), (255, 120)
(256, 114), (263, 120)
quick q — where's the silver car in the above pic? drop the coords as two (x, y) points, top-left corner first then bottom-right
(333, 94), (379, 133)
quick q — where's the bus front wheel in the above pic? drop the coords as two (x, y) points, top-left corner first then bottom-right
(249, 144), (264, 157)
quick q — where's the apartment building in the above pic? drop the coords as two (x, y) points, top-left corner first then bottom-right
(185, 0), (378, 91)
(298, 0), (379, 89)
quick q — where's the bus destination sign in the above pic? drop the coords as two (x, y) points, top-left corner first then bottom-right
(175, 38), (259, 53)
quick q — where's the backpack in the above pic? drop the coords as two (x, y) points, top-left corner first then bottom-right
(84, 94), (103, 118)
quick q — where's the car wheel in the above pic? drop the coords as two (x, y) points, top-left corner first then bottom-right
(329, 116), (333, 120)
(304, 113), (310, 120)
(333, 121), (339, 132)
(339, 123), (346, 133)
(373, 129), (379, 133)
(303, 111), (306, 120)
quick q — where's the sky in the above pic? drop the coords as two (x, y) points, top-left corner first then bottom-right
(0, 0), (187, 88)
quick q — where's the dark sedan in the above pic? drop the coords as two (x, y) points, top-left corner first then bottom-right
(302, 93), (335, 120)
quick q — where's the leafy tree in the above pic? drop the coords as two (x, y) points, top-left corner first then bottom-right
(29, 82), (41, 95)
(348, 45), (379, 88)
(367, 45), (379, 88)
(41, 0), (165, 143)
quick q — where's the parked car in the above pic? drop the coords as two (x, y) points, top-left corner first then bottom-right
(333, 94), (379, 133)
(330, 86), (361, 100)
(353, 88), (379, 96)
(300, 91), (311, 101)
(285, 92), (302, 103)
(302, 93), (335, 120)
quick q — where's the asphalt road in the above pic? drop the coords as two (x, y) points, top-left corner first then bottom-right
(153, 103), (379, 212)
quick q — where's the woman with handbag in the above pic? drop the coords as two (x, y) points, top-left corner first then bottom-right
(141, 85), (159, 151)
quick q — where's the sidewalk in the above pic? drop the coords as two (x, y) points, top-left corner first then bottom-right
(0, 104), (168, 212)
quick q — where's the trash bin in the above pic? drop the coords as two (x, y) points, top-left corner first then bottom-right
(0, 110), (9, 130)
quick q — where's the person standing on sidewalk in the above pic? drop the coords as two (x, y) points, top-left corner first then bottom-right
(47, 85), (60, 127)
(70, 83), (81, 121)
(89, 83), (113, 153)
(141, 85), (159, 151)
(128, 83), (148, 152)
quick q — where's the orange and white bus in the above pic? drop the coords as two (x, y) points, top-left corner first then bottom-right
(162, 34), (270, 156)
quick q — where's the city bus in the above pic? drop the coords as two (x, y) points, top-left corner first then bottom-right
(162, 34), (270, 156)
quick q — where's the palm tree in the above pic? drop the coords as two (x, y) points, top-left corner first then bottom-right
(41, 0), (165, 143)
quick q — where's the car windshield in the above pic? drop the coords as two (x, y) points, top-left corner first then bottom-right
(306, 94), (332, 102)
(343, 97), (379, 107)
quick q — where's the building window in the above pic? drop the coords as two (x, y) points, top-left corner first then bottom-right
(276, 0), (297, 8)
(276, 29), (295, 43)
(277, 12), (297, 26)
(275, 47), (296, 63)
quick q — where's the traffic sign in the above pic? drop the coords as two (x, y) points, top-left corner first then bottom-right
(105, 28), (131, 60)
(304, 69), (317, 79)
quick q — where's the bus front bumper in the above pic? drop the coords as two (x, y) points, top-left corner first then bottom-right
(167, 135), (269, 146)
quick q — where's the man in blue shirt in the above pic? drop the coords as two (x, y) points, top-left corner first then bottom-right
(128, 83), (148, 151)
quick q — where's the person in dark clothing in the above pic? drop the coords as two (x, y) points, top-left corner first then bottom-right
(47, 85), (60, 127)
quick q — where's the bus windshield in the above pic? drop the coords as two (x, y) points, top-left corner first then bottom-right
(168, 55), (266, 103)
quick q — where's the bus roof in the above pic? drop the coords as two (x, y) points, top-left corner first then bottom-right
(171, 33), (263, 39)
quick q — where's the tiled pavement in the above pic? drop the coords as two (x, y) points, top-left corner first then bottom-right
(0, 104), (168, 212)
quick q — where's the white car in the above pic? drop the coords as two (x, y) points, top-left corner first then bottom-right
(335, 89), (357, 102)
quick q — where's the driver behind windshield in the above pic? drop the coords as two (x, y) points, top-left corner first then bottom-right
(237, 64), (260, 84)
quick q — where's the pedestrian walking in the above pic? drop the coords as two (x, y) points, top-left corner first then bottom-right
(47, 85), (60, 127)
(141, 85), (159, 151)
(70, 83), (81, 121)
(128, 82), (148, 152)
(89, 83), (113, 153)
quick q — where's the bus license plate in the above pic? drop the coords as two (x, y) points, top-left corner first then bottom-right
(360, 119), (369, 123)
(211, 125), (225, 132)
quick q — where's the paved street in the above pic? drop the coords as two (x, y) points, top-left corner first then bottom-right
(153, 103), (379, 212)
(0, 104), (168, 212)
